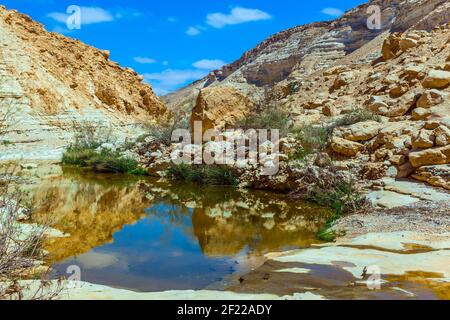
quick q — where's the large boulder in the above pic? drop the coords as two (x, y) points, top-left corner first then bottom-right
(342, 121), (383, 142)
(422, 70), (450, 89)
(409, 145), (450, 167)
(411, 129), (435, 149)
(190, 87), (253, 135)
(330, 137), (364, 157)
(434, 125), (450, 146)
(416, 89), (446, 108)
(412, 165), (450, 190)
(382, 33), (401, 61)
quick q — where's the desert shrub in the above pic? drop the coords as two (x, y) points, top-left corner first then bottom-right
(234, 107), (292, 138)
(0, 164), (62, 299)
(167, 164), (238, 186)
(62, 122), (146, 175)
(70, 121), (114, 149)
(333, 108), (382, 128)
(290, 164), (368, 241)
(291, 124), (330, 160)
(86, 151), (140, 174)
(62, 147), (144, 175)
(61, 146), (97, 166)
(141, 111), (190, 147)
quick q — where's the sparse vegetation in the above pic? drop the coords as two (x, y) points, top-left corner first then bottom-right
(167, 163), (238, 186)
(62, 121), (147, 175)
(291, 164), (368, 242)
(333, 107), (382, 128)
(290, 108), (381, 161)
(291, 124), (329, 161)
(0, 163), (62, 299)
(234, 107), (292, 138)
(140, 111), (190, 147)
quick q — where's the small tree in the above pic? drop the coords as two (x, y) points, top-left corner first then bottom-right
(0, 163), (62, 300)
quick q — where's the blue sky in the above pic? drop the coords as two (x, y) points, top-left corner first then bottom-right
(1, 0), (367, 95)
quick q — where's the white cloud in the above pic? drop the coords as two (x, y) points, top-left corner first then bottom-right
(186, 26), (201, 36)
(134, 57), (157, 64)
(206, 7), (272, 29)
(144, 69), (209, 95)
(47, 7), (114, 25)
(193, 59), (225, 70)
(321, 7), (344, 17)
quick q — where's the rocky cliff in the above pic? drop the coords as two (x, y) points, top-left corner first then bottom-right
(162, 0), (450, 191)
(164, 0), (449, 113)
(0, 6), (168, 160)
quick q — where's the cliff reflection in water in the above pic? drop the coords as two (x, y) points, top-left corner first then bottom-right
(29, 168), (331, 291)
(144, 183), (331, 257)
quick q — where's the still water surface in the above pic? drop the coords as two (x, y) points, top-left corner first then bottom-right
(28, 168), (330, 292)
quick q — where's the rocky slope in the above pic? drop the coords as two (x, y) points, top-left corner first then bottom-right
(164, 0), (450, 114)
(0, 6), (168, 160)
(163, 0), (450, 192)
(281, 24), (450, 190)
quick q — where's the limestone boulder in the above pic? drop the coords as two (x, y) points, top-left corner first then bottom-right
(368, 96), (389, 115)
(399, 37), (418, 52)
(382, 33), (401, 61)
(422, 70), (450, 89)
(412, 165), (450, 190)
(330, 137), (364, 157)
(434, 125), (450, 146)
(416, 89), (446, 108)
(408, 145), (450, 167)
(342, 121), (383, 142)
(411, 129), (435, 149)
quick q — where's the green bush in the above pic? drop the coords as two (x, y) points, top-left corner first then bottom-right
(62, 146), (147, 175)
(234, 107), (292, 137)
(167, 164), (238, 186)
(141, 112), (190, 147)
(62, 146), (97, 166)
(291, 124), (330, 160)
(87, 151), (140, 174)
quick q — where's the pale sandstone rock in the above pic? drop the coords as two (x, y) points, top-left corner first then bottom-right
(433, 125), (450, 146)
(322, 104), (339, 117)
(412, 107), (432, 120)
(412, 165), (450, 190)
(342, 121), (382, 142)
(399, 37), (418, 51)
(403, 64), (425, 76)
(330, 136), (364, 157)
(411, 129), (435, 149)
(409, 145), (450, 167)
(416, 89), (446, 108)
(422, 70), (450, 89)
(368, 96), (389, 114)
(190, 87), (253, 135)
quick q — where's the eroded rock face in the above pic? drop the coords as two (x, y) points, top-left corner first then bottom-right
(165, 0), (450, 114)
(0, 6), (168, 160)
(190, 87), (253, 135)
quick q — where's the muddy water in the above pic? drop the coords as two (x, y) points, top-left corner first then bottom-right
(28, 167), (331, 292)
